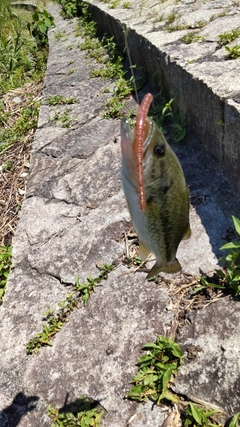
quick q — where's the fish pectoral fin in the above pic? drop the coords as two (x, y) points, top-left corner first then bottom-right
(182, 224), (191, 240)
(139, 241), (151, 262)
(146, 258), (182, 280)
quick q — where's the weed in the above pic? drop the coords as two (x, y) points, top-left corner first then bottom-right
(74, 6), (134, 118)
(218, 216), (240, 292)
(218, 27), (240, 45)
(0, 246), (12, 305)
(102, 77), (134, 118)
(195, 216), (240, 295)
(67, 67), (77, 75)
(192, 275), (225, 294)
(108, 0), (121, 8)
(229, 412), (240, 427)
(0, 99), (40, 153)
(225, 45), (240, 59)
(48, 395), (104, 427)
(28, 8), (55, 47)
(165, 12), (180, 25)
(102, 97), (126, 119)
(124, 255), (142, 268)
(182, 31), (205, 44)
(152, 13), (165, 25)
(1, 160), (14, 171)
(165, 13), (186, 32)
(210, 10), (228, 21)
(122, 1), (131, 8)
(26, 263), (115, 354)
(48, 95), (77, 105)
(52, 108), (73, 128)
(195, 21), (206, 29)
(126, 335), (184, 404)
(54, 30), (67, 41)
(0, 1), (48, 95)
(58, 0), (78, 19)
(150, 96), (186, 142)
(184, 402), (221, 427)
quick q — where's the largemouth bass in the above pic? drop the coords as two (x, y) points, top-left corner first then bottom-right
(121, 93), (191, 279)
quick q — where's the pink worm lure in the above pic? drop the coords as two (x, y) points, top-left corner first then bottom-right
(134, 93), (153, 212)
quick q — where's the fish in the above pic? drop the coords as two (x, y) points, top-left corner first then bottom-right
(121, 93), (191, 279)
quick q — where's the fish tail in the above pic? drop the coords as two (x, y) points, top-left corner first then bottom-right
(146, 258), (182, 280)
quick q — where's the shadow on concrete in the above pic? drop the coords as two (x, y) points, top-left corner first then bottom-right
(48, 393), (104, 421)
(130, 84), (240, 263)
(0, 392), (39, 427)
(176, 134), (240, 259)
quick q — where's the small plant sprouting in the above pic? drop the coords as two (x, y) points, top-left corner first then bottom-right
(150, 96), (186, 142)
(108, 0), (121, 8)
(182, 31), (205, 44)
(52, 108), (73, 127)
(225, 45), (240, 59)
(218, 216), (240, 292)
(218, 27), (240, 46)
(47, 95), (77, 105)
(195, 216), (240, 295)
(126, 335), (184, 404)
(165, 12), (181, 25)
(26, 263), (115, 354)
(67, 67), (77, 75)
(48, 395), (104, 427)
(54, 30), (67, 41)
(122, 1), (131, 8)
(184, 402), (222, 427)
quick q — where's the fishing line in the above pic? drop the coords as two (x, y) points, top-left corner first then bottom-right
(122, 26), (139, 105)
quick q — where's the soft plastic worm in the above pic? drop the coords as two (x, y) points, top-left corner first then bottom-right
(134, 93), (153, 212)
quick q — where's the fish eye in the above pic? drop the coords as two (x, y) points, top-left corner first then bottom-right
(154, 145), (165, 157)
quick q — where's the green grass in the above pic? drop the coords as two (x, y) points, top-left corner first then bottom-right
(0, 0), (49, 95)
(194, 216), (240, 295)
(51, 107), (74, 127)
(126, 335), (184, 404)
(182, 31), (205, 44)
(47, 95), (77, 105)
(0, 1), (52, 302)
(0, 1), (51, 153)
(26, 264), (115, 354)
(73, 4), (136, 118)
(48, 396), (104, 427)
(218, 27), (240, 46)
(0, 98), (40, 154)
(225, 44), (240, 59)
(0, 246), (12, 305)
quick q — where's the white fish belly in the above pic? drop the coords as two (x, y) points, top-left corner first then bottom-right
(121, 170), (165, 261)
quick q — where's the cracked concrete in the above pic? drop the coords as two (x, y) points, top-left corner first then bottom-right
(1, 2), (240, 426)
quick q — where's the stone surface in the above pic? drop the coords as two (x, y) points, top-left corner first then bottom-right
(175, 297), (240, 414)
(90, 0), (240, 192)
(1, 2), (240, 426)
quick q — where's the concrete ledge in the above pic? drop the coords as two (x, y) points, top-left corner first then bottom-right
(88, 0), (240, 192)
